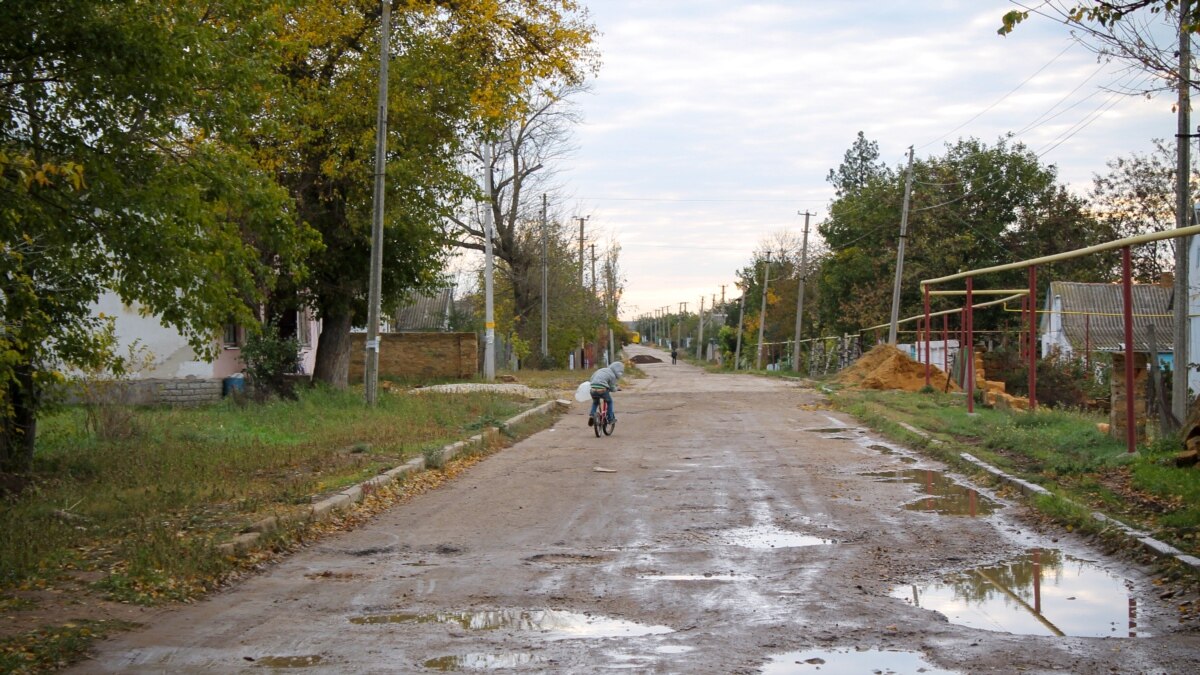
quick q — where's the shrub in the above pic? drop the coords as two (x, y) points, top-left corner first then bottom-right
(240, 322), (300, 401)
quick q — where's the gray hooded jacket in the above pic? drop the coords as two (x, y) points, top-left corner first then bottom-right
(589, 361), (624, 391)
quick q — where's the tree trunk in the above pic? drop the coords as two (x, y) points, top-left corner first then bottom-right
(313, 311), (353, 389)
(0, 364), (38, 474)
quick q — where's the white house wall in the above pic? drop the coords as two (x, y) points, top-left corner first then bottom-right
(94, 291), (217, 378)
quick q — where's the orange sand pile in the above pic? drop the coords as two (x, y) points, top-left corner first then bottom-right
(836, 344), (960, 393)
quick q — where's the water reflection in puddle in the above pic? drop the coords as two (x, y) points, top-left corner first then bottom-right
(893, 549), (1146, 637)
(720, 524), (833, 549)
(863, 469), (998, 516)
(252, 654), (323, 668)
(350, 609), (673, 639)
(762, 648), (957, 674)
(423, 653), (543, 670)
(638, 573), (742, 581)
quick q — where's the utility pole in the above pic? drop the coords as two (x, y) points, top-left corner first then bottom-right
(679, 302), (688, 349)
(792, 211), (813, 371)
(482, 144), (496, 381)
(888, 146), (915, 345)
(665, 306), (672, 348)
(1173, 0), (1191, 425)
(720, 285), (726, 306)
(590, 243), (597, 296)
(540, 194), (549, 359)
(364, 0), (390, 406)
(575, 216), (588, 286)
(696, 295), (706, 360)
(756, 253), (772, 370)
(734, 285), (746, 370)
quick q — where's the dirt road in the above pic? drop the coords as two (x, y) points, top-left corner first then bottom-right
(75, 345), (1199, 673)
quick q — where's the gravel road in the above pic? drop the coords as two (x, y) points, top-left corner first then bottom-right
(73, 344), (1199, 673)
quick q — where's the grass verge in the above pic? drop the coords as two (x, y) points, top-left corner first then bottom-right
(0, 381), (558, 672)
(829, 387), (1199, 558)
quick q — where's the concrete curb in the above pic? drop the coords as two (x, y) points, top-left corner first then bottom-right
(217, 398), (568, 555)
(959, 452), (1200, 572)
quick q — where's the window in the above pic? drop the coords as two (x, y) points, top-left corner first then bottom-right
(223, 323), (239, 348)
(297, 310), (312, 348)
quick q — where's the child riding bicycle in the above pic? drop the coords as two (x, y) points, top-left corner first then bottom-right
(587, 361), (623, 426)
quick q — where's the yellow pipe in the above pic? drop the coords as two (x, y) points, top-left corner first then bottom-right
(929, 289), (1028, 296)
(860, 293), (1026, 332)
(921, 223), (1200, 287)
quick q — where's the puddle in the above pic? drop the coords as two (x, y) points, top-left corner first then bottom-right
(803, 427), (848, 434)
(762, 647), (957, 674)
(525, 553), (603, 565)
(252, 654), (323, 668)
(638, 573), (742, 581)
(868, 444), (897, 454)
(720, 524), (833, 549)
(655, 645), (695, 654)
(892, 549), (1146, 637)
(423, 653), (544, 670)
(350, 609), (673, 639)
(863, 469), (998, 516)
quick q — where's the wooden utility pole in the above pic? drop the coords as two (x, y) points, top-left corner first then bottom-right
(888, 146), (915, 345)
(792, 211), (813, 370)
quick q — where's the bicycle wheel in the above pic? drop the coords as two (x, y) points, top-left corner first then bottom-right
(593, 407), (602, 437)
(602, 416), (614, 435)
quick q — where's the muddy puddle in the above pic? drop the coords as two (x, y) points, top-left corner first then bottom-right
(720, 524), (833, 549)
(638, 573), (743, 581)
(251, 654), (324, 668)
(350, 609), (673, 639)
(893, 549), (1146, 638)
(863, 469), (998, 516)
(423, 653), (544, 670)
(761, 647), (957, 674)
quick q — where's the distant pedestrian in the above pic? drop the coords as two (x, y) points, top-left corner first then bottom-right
(670, 345), (678, 365)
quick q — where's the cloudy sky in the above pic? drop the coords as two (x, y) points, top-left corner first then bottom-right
(552, 0), (1182, 321)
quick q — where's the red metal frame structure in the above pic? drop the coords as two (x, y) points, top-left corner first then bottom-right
(921, 224), (1200, 454)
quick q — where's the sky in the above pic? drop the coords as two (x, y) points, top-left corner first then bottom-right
(549, 0), (1183, 321)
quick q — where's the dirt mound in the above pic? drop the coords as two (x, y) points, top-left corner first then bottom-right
(630, 355), (663, 364)
(836, 344), (960, 393)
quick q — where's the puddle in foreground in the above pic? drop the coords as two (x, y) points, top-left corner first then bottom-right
(423, 653), (543, 670)
(863, 469), (998, 516)
(892, 549), (1146, 637)
(762, 647), (957, 674)
(350, 609), (673, 639)
(720, 524), (833, 549)
(638, 573), (742, 581)
(252, 654), (323, 668)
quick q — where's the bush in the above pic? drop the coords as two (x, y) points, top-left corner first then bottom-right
(240, 322), (300, 401)
(982, 348), (1105, 409)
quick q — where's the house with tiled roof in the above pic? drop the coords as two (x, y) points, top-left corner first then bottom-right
(1040, 280), (1174, 367)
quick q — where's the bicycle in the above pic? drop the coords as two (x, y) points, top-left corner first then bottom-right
(591, 394), (615, 437)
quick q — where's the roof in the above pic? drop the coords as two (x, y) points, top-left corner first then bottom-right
(1041, 281), (1173, 352)
(394, 288), (455, 331)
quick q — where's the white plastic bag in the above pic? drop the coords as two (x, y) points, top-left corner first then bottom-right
(574, 380), (592, 402)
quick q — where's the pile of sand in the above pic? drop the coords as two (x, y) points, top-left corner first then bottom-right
(836, 344), (961, 393)
(630, 354), (663, 364)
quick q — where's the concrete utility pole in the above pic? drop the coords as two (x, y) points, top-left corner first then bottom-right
(540, 194), (549, 358)
(665, 306), (672, 348)
(679, 302), (688, 349)
(590, 243), (597, 296)
(792, 211), (813, 371)
(576, 216), (588, 286)
(483, 144), (496, 381)
(1173, 0), (1192, 425)
(888, 146), (915, 345)
(696, 295), (706, 360)
(734, 287), (746, 370)
(756, 253), (772, 370)
(364, 0), (390, 406)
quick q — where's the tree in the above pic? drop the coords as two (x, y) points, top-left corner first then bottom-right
(827, 131), (893, 198)
(1091, 139), (1200, 281)
(1000, 2), (1198, 96)
(816, 136), (1114, 337)
(1, 0), (314, 472)
(451, 84), (590, 357)
(259, 2), (597, 387)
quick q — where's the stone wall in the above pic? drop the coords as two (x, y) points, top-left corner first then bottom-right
(63, 376), (225, 407)
(348, 332), (478, 382)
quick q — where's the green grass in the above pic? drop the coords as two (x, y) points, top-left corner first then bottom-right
(1, 385), (533, 603)
(831, 388), (1199, 555)
(0, 619), (138, 674)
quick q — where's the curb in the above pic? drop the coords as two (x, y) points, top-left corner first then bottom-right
(217, 398), (569, 555)
(958, 451), (1200, 572)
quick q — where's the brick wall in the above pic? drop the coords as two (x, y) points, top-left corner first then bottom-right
(1110, 352), (1148, 442)
(63, 377), (225, 407)
(348, 332), (478, 382)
